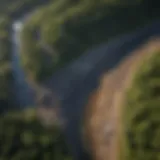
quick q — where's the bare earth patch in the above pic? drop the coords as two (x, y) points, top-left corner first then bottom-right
(84, 38), (160, 160)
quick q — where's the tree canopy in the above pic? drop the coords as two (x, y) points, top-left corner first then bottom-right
(123, 51), (160, 160)
(20, 0), (160, 82)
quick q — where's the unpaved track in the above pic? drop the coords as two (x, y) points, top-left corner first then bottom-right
(85, 40), (160, 160)
(41, 21), (160, 160)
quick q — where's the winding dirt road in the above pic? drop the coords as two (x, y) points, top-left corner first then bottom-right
(40, 20), (160, 160)
(85, 39), (160, 160)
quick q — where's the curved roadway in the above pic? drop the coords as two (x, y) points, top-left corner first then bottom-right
(42, 20), (160, 160)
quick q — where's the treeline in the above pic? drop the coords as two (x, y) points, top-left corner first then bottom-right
(123, 50), (160, 160)
(20, 0), (160, 82)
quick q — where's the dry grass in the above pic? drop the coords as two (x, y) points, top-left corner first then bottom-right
(84, 38), (160, 160)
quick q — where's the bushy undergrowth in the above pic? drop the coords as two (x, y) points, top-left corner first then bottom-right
(123, 50), (160, 160)
(0, 109), (73, 160)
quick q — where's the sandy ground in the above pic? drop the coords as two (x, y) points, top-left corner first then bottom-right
(84, 38), (160, 160)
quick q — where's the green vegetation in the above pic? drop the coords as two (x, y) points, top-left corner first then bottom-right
(0, 17), (12, 110)
(20, 0), (160, 82)
(123, 51), (160, 160)
(0, 108), (73, 160)
(0, 0), (51, 18)
(0, 0), (51, 109)
(0, 0), (159, 159)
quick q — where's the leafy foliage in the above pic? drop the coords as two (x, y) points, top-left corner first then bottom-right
(0, 109), (73, 160)
(0, 0), (159, 105)
(0, 17), (12, 109)
(20, 0), (160, 82)
(123, 51), (160, 160)
(0, 0), (51, 18)
(0, 0), (51, 109)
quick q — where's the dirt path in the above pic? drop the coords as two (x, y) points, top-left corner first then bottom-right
(84, 38), (160, 160)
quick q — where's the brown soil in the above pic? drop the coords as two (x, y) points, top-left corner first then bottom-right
(84, 38), (160, 160)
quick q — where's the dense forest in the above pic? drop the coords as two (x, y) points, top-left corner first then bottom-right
(123, 50), (160, 160)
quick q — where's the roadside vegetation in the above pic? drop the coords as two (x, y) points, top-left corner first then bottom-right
(0, 0), (159, 103)
(0, 0), (51, 109)
(123, 50), (160, 160)
(20, 0), (160, 82)
(0, 17), (12, 111)
(0, 108), (73, 160)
